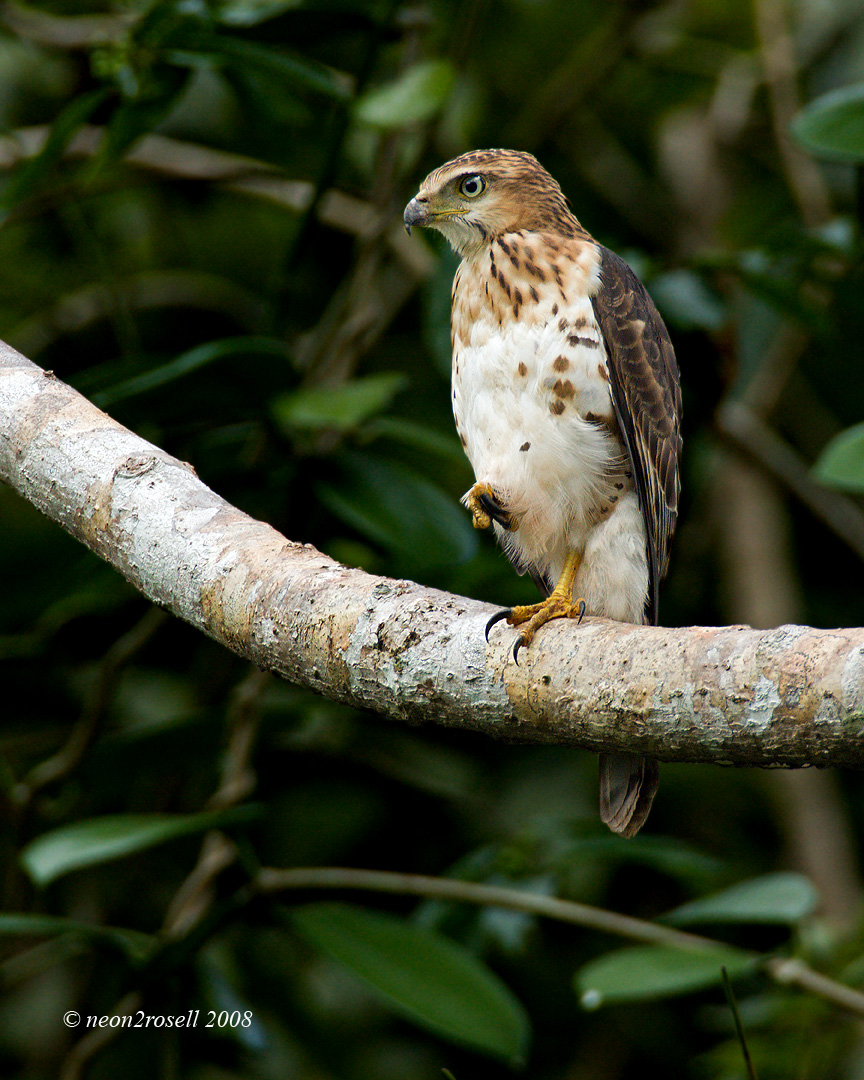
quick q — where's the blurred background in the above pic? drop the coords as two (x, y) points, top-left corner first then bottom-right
(1, 0), (864, 1077)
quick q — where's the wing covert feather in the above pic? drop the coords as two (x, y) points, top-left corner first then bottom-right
(591, 246), (682, 625)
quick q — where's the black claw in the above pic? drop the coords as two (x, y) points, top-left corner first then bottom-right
(478, 492), (512, 530)
(512, 636), (524, 664)
(576, 598), (586, 624)
(485, 608), (512, 641)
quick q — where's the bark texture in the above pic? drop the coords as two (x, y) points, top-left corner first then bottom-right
(2, 340), (863, 767)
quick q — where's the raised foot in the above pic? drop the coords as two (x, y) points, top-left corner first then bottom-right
(486, 595), (587, 663)
(462, 482), (516, 531)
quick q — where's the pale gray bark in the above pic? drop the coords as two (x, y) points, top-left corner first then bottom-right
(1, 340), (863, 767)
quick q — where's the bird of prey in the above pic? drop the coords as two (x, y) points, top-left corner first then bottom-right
(404, 149), (681, 837)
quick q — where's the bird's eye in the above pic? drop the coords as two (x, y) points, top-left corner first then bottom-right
(459, 174), (486, 198)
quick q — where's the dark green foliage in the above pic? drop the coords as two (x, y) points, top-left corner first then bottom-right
(2, 1), (864, 1078)
(792, 83), (864, 164)
(290, 902), (530, 1062)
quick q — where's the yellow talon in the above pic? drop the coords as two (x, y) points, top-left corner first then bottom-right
(462, 482), (516, 531)
(486, 550), (586, 661)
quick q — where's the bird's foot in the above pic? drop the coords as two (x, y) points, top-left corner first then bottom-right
(486, 594), (586, 663)
(462, 482), (517, 531)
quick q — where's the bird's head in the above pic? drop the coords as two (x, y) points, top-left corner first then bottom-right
(404, 149), (579, 259)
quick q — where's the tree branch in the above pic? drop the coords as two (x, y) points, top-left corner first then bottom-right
(2, 341), (863, 767)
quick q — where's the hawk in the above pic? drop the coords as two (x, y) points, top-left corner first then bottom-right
(404, 149), (682, 837)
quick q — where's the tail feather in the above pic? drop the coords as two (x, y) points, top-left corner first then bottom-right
(599, 753), (659, 838)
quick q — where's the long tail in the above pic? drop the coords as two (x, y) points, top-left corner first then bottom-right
(598, 753), (659, 838)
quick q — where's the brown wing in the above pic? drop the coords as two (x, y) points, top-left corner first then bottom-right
(591, 246), (682, 625)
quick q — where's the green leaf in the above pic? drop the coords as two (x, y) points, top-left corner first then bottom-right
(649, 269), (726, 332)
(813, 422), (864, 493)
(576, 945), (755, 1008)
(665, 873), (820, 927)
(423, 250), (461, 378)
(94, 66), (191, 170)
(197, 945), (269, 1051)
(355, 59), (455, 129)
(20, 806), (260, 887)
(559, 833), (724, 886)
(362, 417), (467, 464)
(95, 337), (293, 407)
(290, 902), (530, 1063)
(272, 374), (407, 433)
(700, 248), (829, 335)
(316, 451), (477, 571)
(177, 29), (352, 101)
(0, 913), (156, 963)
(216, 0), (303, 25)
(792, 83), (864, 163)
(0, 86), (113, 216)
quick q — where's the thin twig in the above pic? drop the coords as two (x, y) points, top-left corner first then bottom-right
(765, 957), (864, 1017)
(722, 966), (759, 1080)
(738, 323), (811, 416)
(257, 866), (737, 952)
(162, 666), (270, 939)
(716, 400), (864, 562)
(13, 606), (167, 807)
(753, 0), (832, 227)
(0, 127), (432, 281)
(256, 864), (864, 1018)
(208, 667), (269, 811)
(161, 831), (238, 941)
(0, 2), (131, 47)
(60, 991), (142, 1080)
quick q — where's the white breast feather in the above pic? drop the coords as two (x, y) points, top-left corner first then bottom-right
(455, 317), (612, 559)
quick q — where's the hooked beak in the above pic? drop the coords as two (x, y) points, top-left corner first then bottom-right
(403, 196), (429, 234)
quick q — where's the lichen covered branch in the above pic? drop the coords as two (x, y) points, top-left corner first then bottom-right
(1, 341), (863, 767)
